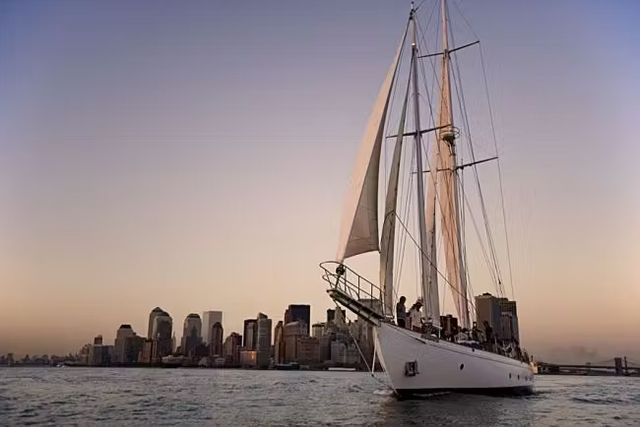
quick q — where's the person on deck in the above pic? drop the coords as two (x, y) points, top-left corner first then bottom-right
(407, 299), (423, 332)
(396, 296), (407, 328)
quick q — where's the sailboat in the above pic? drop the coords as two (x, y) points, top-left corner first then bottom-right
(320, 0), (534, 396)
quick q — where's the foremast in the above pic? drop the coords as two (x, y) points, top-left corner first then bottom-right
(409, 5), (440, 326)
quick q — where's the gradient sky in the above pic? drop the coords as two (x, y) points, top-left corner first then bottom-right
(1, 0), (639, 363)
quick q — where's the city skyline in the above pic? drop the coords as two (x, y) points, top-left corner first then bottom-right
(1, 0), (639, 363)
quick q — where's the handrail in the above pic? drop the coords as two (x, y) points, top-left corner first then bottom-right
(319, 261), (386, 321)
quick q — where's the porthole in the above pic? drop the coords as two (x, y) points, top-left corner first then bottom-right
(517, 375), (520, 380)
(459, 363), (464, 370)
(509, 373), (512, 379)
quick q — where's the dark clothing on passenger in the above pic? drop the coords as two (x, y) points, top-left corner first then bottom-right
(396, 301), (407, 328)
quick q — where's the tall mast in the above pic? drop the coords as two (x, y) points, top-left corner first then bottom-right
(437, 0), (470, 328)
(409, 4), (432, 315)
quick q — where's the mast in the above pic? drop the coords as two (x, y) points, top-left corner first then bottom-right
(409, 4), (434, 320)
(437, 0), (470, 328)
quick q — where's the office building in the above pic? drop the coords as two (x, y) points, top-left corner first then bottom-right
(283, 321), (307, 363)
(498, 298), (520, 342)
(223, 332), (242, 367)
(284, 305), (311, 336)
(243, 319), (257, 350)
(255, 313), (272, 369)
(181, 313), (202, 357)
(114, 324), (137, 364)
(202, 311), (223, 345)
(210, 322), (224, 357)
(147, 307), (165, 339)
(151, 310), (173, 361)
(296, 336), (320, 365)
(312, 323), (325, 338)
(273, 321), (285, 364)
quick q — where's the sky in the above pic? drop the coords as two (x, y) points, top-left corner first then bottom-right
(1, 0), (639, 363)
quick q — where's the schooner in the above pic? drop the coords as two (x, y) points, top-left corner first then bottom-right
(320, 0), (534, 396)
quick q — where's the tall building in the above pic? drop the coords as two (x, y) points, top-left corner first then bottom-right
(113, 324), (136, 364)
(296, 337), (320, 365)
(475, 293), (520, 343)
(243, 319), (257, 350)
(147, 307), (165, 339)
(284, 305), (311, 336)
(273, 321), (285, 364)
(283, 321), (307, 363)
(327, 307), (346, 327)
(181, 313), (202, 357)
(475, 293), (502, 337)
(89, 335), (112, 366)
(223, 332), (242, 367)
(255, 313), (272, 369)
(151, 310), (173, 361)
(140, 339), (155, 364)
(498, 298), (520, 342)
(202, 311), (223, 345)
(210, 322), (224, 356)
(312, 323), (325, 338)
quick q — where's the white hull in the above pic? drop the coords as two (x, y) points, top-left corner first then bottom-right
(374, 323), (534, 396)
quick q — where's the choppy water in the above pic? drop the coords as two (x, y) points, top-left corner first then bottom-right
(0, 368), (639, 426)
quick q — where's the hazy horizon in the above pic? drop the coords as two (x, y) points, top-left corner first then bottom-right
(1, 0), (639, 364)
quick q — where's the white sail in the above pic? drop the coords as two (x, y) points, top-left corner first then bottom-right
(380, 74), (411, 317)
(336, 34), (406, 261)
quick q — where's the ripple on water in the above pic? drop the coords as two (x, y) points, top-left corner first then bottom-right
(1, 369), (640, 425)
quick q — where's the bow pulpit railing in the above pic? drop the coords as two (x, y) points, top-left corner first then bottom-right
(319, 261), (387, 325)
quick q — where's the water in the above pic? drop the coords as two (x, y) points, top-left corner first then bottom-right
(1, 368), (638, 426)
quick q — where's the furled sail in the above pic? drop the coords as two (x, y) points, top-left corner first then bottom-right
(437, 0), (470, 328)
(336, 33), (406, 262)
(379, 70), (411, 317)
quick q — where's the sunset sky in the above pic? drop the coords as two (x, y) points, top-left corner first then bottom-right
(1, 0), (639, 363)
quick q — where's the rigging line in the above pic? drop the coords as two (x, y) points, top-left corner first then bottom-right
(451, 0), (480, 41)
(394, 212), (478, 316)
(338, 304), (387, 386)
(449, 46), (505, 296)
(445, 10), (505, 298)
(395, 148), (416, 301)
(479, 42), (516, 300)
(382, 63), (412, 303)
(416, 16), (442, 111)
(414, 0), (429, 13)
(394, 97), (418, 297)
(382, 32), (410, 194)
(416, 10), (471, 315)
(461, 182), (498, 288)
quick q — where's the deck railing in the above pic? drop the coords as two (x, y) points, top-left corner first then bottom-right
(319, 261), (386, 324)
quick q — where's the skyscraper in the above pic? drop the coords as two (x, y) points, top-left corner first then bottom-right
(113, 324), (135, 364)
(152, 310), (173, 361)
(113, 324), (143, 364)
(243, 319), (257, 350)
(181, 313), (202, 357)
(283, 321), (307, 363)
(498, 298), (520, 342)
(202, 311), (223, 345)
(475, 293), (502, 337)
(273, 321), (285, 364)
(147, 307), (165, 339)
(223, 332), (242, 367)
(255, 313), (272, 369)
(210, 322), (224, 357)
(284, 304), (311, 336)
